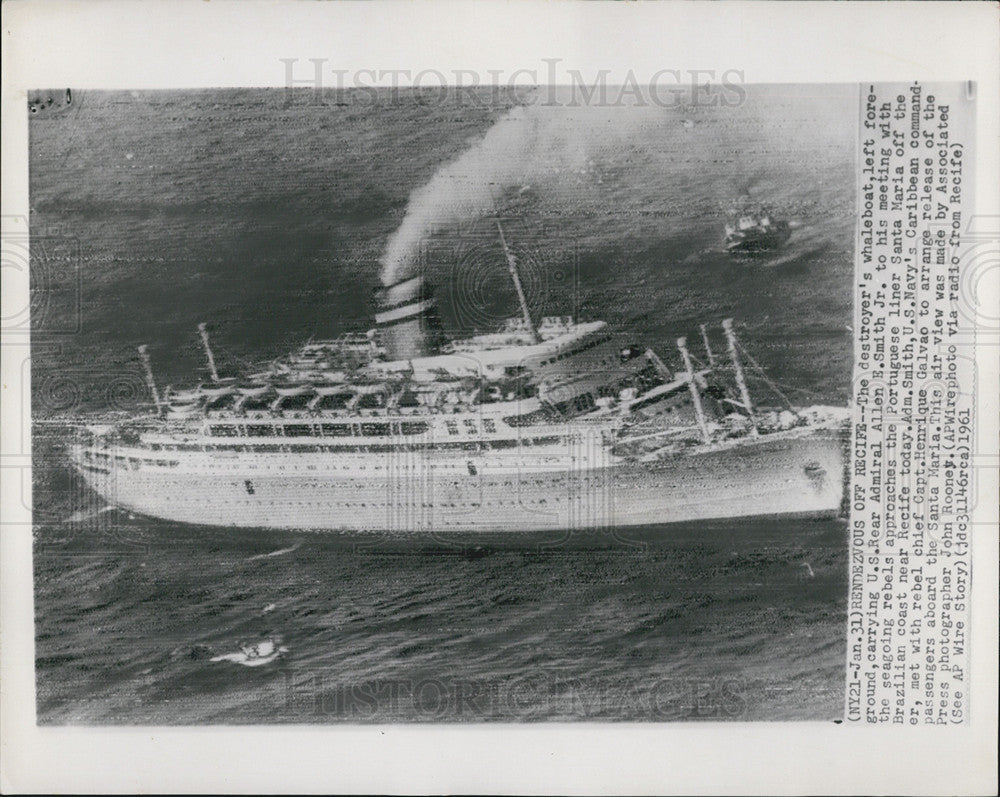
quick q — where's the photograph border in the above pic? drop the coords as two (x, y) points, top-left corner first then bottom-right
(2, 2), (998, 794)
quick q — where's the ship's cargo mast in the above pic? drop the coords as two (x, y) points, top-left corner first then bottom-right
(496, 221), (540, 343)
(699, 323), (716, 367)
(676, 337), (710, 443)
(722, 318), (758, 436)
(645, 348), (672, 381)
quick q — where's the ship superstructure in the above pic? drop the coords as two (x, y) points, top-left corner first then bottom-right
(69, 227), (848, 533)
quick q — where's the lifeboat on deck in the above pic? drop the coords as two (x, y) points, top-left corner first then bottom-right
(273, 383), (314, 398)
(199, 378), (238, 399)
(312, 379), (349, 396)
(164, 385), (205, 418)
(167, 386), (202, 404)
(237, 383), (272, 399)
(166, 402), (202, 419)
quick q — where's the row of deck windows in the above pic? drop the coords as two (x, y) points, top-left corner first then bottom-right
(146, 435), (564, 455)
(207, 420), (433, 438)
(207, 418), (502, 439)
(442, 418), (493, 436)
(83, 450), (179, 469)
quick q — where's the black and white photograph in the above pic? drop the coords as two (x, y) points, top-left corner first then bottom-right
(3, 2), (997, 794)
(28, 82), (857, 724)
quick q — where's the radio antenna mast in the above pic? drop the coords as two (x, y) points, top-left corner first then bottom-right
(197, 322), (220, 382)
(496, 220), (540, 343)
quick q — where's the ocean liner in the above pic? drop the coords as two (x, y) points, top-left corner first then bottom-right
(69, 226), (848, 533)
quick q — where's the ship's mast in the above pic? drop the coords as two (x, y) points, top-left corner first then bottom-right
(699, 323), (716, 368)
(676, 337), (710, 444)
(496, 221), (540, 343)
(645, 348), (672, 381)
(137, 345), (164, 416)
(722, 318), (758, 437)
(197, 322), (220, 382)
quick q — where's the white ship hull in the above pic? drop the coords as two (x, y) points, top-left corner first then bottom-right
(72, 426), (846, 533)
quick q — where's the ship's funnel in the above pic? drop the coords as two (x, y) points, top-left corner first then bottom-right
(375, 276), (444, 361)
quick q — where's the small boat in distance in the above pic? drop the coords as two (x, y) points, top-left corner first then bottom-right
(724, 205), (792, 256)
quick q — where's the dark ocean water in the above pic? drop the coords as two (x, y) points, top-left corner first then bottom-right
(30, 85), (857, 723)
